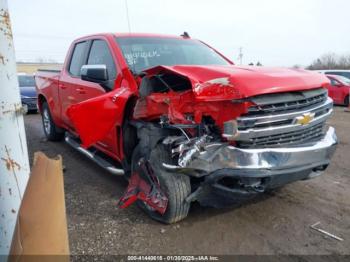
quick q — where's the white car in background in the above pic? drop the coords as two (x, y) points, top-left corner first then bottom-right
(317, 70), (350, 79)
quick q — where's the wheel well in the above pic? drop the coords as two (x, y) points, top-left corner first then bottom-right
(345, 94), (349, 104)
(37, 94), (47, 113)
(121, 96), (138, 165)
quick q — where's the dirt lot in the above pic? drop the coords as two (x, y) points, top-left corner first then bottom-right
(23, 107), (350, 255)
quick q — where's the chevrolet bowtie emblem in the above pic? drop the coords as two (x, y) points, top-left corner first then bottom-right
(295, 112), (315, 125)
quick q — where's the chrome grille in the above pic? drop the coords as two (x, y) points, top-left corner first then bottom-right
(22, 97), (37, 103)
(235, 88), (333, 148)
(22, 97), (38, 109)
(238, 122), (325, 148)
(245, 88), (328, 116)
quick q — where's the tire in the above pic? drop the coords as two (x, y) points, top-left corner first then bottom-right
(28, 109), (38, 114)
(41, 102), (64, 141)
(345, 95), (349, 106)
(122, 121), (138, 177)
(132, 144), (191, 224)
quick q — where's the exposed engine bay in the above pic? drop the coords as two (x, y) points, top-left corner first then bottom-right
(64, 64), (337, 222)
(120, 67), (337, 211)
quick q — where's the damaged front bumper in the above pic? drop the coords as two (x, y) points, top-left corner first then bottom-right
(164, 127), (338, 206)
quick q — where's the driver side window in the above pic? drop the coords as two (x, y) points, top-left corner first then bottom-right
(87, 40), (117, 80)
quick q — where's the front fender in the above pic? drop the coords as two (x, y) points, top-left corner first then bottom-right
(67, 87), (135, 148)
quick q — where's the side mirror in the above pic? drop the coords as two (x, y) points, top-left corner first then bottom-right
(81, 65), (108, 83)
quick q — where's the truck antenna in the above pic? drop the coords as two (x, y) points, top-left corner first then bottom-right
(181, 32), (190, 38)
(124, 0), (132, 33)
(238, 47), (243, 65)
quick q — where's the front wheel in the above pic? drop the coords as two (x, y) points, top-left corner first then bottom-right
(132, 144), (191, 224)
(41, 102), (64, 141)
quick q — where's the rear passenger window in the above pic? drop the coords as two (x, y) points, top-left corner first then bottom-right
(69, 41), (87, 76)
(87, 40), (117, 80)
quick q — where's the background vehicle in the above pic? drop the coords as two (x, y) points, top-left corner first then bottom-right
(18, 74), (38, 113)
(318, 69), (350, 79)
(325, 74), (350, 106)
(35, 33), (337, 223)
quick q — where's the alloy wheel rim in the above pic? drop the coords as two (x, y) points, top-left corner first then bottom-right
(43, 109), (51, 134)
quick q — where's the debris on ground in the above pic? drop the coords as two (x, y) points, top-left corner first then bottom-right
(310, 222), (344, 241)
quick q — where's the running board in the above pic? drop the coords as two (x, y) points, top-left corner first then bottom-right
(65, 134), (124, 176)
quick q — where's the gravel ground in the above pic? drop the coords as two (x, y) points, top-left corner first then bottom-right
(23, 107), (350, 255)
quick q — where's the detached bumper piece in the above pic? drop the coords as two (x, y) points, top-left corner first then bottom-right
(118, 159), (168, 214)
(166, 127), (338, 207)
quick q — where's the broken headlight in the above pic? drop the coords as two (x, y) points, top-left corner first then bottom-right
(222, 120), (239, 140)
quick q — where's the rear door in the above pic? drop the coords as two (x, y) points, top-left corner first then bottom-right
(59, 40), (91, 126)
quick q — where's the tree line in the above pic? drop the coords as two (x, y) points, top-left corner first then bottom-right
(307, 53), (350, 70)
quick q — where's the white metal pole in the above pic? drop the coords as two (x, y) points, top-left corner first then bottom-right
(0, 0), (30, 255)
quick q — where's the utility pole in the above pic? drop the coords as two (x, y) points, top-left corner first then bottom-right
(238, 47), (243, 65)
(124, 0), (132, 33)
(0, 0), (30, 255)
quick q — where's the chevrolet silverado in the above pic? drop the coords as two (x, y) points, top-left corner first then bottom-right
(35, 33), (337, 223)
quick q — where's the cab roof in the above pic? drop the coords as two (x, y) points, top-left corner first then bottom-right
(75, 32), (186, 41)
(113, 32), (186, 39)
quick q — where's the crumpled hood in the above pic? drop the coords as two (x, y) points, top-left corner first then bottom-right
(144, 65), (330, 101)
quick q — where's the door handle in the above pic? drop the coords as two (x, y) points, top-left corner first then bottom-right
(67, 96), (75, 101)
(59, 83), (67, 89)
(76, 88), (86, 94)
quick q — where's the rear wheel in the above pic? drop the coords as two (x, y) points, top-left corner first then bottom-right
(41, 102), (64, 141)
(132, 144), (191, 224)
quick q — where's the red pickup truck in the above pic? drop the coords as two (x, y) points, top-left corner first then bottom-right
(35, 33), (337, 223)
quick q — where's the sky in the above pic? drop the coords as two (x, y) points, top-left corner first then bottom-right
(7, 0), (350, 67)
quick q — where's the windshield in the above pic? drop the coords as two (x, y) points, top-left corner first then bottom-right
(115, 37), (231, 73)
(18, 75), (35, 87)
